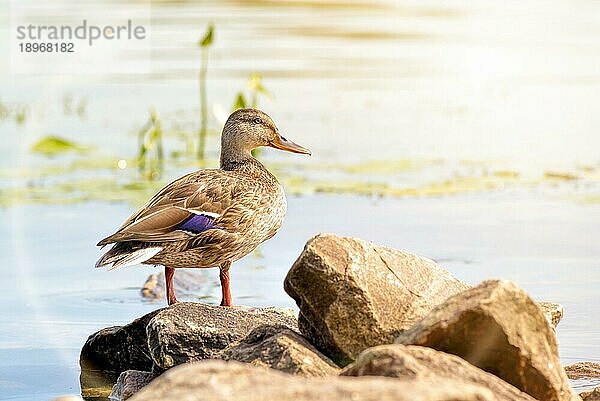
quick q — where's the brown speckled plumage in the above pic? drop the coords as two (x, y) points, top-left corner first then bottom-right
(96, 108), (310, 306)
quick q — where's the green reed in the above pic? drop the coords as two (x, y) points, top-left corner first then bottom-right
(232, 73), (273, 156)
(137, 109), (164, 180)
(197, 24), (214, 161)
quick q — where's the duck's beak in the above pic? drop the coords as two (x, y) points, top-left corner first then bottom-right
(269, 134), (311, 155)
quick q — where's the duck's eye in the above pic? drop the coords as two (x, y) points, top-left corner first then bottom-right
(253, 117), (262, 125)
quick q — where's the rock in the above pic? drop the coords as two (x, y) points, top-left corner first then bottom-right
(129, 360), (503, 401)
(80, 309), (162, 375)
(141, 270), (207, 300)
(141, 274), (160, 299)
(567, 363), (600, 401)
(284, 233), (469, 365)
(81, 302), (297, 378)
(395, 280), (578, 401)
(109, 370), (156, 401)
(147, 302), (298, 369)
(580, 387), (600, 401)
(565, 362), (600, 380)
(341, 344), (536, 401)
(539, 301), (564, 327)
(221, 324), (340, 376)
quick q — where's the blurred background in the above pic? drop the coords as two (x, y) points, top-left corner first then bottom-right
(0, 1), (599, 400)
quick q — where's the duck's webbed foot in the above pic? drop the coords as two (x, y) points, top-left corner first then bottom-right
(165, 266), (178, 305)
(219, 261), (232, 307)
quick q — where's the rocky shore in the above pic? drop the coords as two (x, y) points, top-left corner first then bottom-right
(79, 233), (598, 401)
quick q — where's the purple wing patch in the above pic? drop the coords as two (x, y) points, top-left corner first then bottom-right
(179, 213), (217, 233)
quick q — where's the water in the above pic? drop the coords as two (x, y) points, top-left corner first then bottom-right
(1, 192), (599, 399)
(2, 0), (600, 168)
(0, 0), (599, 399)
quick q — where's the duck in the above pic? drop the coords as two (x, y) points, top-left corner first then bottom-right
(95, 108), (310, 306)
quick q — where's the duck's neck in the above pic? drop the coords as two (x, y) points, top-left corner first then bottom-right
(219, 145), (253, 170)
(220, 147), (268, 176)
(220, 147), (278, 183)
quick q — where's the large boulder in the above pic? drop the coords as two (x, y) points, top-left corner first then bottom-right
(80, 303), (298, 377)
(147, 302), (298, 369)
(395, 280), (578, 401)
(341, 344), (536, 401)
(80, 309), (162, 375)
(284, 233), (469, 365)
(129, 360), (503, 401)
(221, 324), (340, 376)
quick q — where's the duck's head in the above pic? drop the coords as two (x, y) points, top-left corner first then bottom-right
(222, 108), (311, 158)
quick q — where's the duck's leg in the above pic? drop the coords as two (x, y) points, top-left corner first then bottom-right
(165, 266), (178, 305)
(219, 261), (232, 307)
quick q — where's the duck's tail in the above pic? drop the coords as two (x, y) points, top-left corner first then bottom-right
(95, 242), (163, 270)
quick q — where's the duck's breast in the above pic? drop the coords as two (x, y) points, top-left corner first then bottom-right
(260, 182), (287, 241)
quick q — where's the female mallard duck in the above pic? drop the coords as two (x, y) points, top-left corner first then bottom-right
(96, 108), (310, 306)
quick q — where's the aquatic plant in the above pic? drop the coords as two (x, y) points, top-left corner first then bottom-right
(0, 102), (8, 120)
(31, 135), (88, 156)
(63, 94), (88, 119)
(14, 106), (27, 125)
(137, 110), (164, 180)
(197, 24), (214, 160)
(0, 101), (29, 125)
(232, 73), (273, 156)
(232, 73), (272, 111)
(1, 150), (598, 207)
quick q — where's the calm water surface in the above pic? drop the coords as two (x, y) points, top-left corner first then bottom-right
(1, 193), (599, 400)
(1, 0), (600, 167)
(0, 0), (599, 400)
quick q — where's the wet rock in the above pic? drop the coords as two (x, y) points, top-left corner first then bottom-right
(129, 359), (501, 401)
(395, 280), (578, 401)
(341, 344), (536, 401)
(565, 362), (600, 380)
(539, 301), (564, 328)
(109, 370), (156, 401)
(141, 270), (207, 300)
(284, 233), (469, 365)
(147, 302), (298, 369)
(580, 387), (600, 401)
(221, 324), (340, 376)
(80, 309), (162, 375)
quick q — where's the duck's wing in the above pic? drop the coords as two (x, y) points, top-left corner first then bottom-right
(97, 169), (255, 246)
